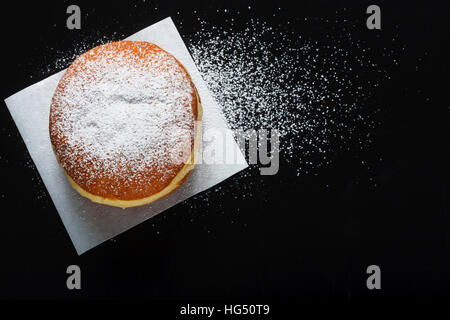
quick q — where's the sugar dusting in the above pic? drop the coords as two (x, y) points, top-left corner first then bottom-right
(187, 18), (390, 175)
(171, 13), (401, 232)
(50, 41), (196, 199)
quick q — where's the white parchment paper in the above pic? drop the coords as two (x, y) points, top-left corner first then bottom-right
(4, 17), (248, 255)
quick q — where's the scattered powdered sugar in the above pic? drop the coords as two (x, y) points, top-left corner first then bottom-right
(164, 13), (402, 229)
(187, 17), (391, 174)
(50, 41), (196, 198)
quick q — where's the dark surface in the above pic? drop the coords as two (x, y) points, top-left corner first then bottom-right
(0, 0), (448, 301)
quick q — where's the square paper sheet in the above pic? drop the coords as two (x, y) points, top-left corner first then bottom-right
(4, 17), (248, 255)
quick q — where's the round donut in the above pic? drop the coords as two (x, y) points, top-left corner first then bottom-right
(49, 41), (202, 208)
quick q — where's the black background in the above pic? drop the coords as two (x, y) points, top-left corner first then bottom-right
(0, 0), (448, 303)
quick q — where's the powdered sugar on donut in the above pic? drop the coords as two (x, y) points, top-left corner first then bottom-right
(49, 41), (197, 200)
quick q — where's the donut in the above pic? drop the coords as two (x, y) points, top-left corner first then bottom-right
(49, 41), (202, 208)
